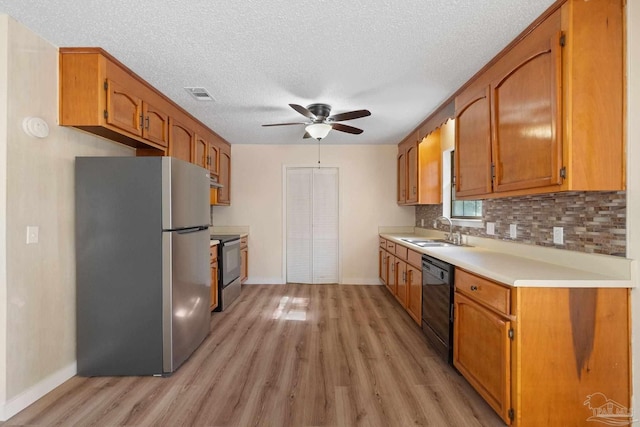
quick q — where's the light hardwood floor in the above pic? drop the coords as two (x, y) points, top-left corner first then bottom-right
(3, 284), (504, 426)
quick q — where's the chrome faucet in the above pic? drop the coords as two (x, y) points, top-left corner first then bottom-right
(434, 216), (457, 243)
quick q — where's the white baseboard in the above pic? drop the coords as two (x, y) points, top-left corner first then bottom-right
(0, 361), (76, 421)
(340, 279), (383, 285)
(243, 278), (383, 285)
(243, 277), (286, 285)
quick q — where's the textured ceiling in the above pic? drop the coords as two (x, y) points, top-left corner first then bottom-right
(0, 0), (556, 145)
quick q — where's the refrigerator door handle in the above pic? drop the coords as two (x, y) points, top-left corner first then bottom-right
(171, 226), (209, 234)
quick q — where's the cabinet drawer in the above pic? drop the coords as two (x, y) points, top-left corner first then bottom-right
(240, 236), (248, 248)
(210, 245), (218, 262)
(379, 237), (386, 248)
(455, 268), (510, 315)
(386, 241), (396, 252)
(407, 249), (422, 268)
(395, 245), (408, 260)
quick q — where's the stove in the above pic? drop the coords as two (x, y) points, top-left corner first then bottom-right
(210, 234), (241, 311)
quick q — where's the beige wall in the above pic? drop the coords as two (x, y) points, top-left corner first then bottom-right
(0, 15), (8, 409)
(0, 15), (134, 418)
(211, 144), (415, 284)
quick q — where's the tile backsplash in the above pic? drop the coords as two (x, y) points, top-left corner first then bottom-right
(416, 191), (627, 257)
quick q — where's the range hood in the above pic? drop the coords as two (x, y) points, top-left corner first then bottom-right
(210, 177), (223, 188)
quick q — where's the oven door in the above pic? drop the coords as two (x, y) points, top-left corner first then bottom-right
(220, 239), (241, 287)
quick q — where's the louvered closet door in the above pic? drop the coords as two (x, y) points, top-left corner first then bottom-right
(286, 168), (338, 284)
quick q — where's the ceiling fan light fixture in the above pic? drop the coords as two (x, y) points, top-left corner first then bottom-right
(306, 123), (332, 140)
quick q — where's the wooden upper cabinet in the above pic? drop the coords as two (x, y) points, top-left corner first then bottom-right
(105, 78), (143, 137)
(455, 87), (492, 198)
(208, 140), (220, 176)
(194, 134), (209, 169)
(453, 1), (624, 199)
(418, 129), (442, 204)
(397, 149), (407, 203)
(168, 118), (195, 164)
(491, 27), (563, 193)
(217, 144), (231, 205)
(398, 124), (444, 206)
(405, 143), (419, 204)
(142, 102), (170, 148)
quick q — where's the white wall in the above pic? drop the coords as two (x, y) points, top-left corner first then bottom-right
(0, 14), (8, 411)
(211, 144), (415, 284)
(628, 1), (640, 418)
(0, 15), (134, 420)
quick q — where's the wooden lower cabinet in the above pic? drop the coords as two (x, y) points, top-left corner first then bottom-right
(378, 237), (422, 326)
(240, 236), (248, 284)
(395, 259), (408, 307)
(210, 244), (219, 311)
(454, 291), (512, 424)
(406, 264), (422, 324)
(387, 255), (397, 295)
(453, 268), (630, 426)
(378, 246), (388, 285)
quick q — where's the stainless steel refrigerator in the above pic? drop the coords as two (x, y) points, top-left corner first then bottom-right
(75, 156), (211, 376)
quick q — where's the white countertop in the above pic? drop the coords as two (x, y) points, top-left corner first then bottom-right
(210, 239), (220, 246)
(210, 226), (249, 238)
(380, 232), (633, 288)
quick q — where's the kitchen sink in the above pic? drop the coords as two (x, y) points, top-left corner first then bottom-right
(400, 238), (468, 247)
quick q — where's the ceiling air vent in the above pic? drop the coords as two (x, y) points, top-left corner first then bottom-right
(184, 87), (214, 101)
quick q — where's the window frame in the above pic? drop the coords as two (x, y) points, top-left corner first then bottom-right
(442, 148), (484, 227)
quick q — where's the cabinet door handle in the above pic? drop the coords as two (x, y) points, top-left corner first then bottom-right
(470, 285), (478, 291)
(413, 186), (416, 195)
(139, 114), (144, 129)
(145, 116), (150, 130)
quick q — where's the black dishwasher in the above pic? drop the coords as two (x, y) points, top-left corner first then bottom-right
(421, 254), (455, 365)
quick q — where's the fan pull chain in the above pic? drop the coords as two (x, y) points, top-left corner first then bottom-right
(317, 140), (321, 168)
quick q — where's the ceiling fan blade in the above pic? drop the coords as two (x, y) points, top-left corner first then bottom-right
(303, 132), (312, 139)
(331, 123), (364, 135)
(289, 104), (316, 120)
(328, 109), (371, 122)
(262, 122), (307, 127)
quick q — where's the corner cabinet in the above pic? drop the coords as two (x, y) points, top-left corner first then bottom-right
(60, 47), (233, 205)
(454, 268), (630, 426)
(397, 128), (442, 205)
(454, 0), (624, 199)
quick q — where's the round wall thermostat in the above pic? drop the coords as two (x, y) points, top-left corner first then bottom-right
(22, 117), (49, 138)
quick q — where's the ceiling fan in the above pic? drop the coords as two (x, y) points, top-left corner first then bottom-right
(262, 103), (371, 140)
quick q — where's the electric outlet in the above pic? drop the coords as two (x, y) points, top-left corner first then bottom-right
(26, 225), (39, 244)
(509, 224), (517, 239)
(486, 222), (495, 236)
(553, 226), (564, 245)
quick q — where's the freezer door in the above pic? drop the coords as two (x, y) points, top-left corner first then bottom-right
(162, 157), (210, 230)
(162, 227), (211, 373)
